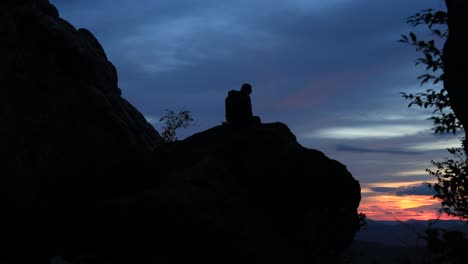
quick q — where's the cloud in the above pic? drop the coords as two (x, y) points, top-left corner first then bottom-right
(306, 124), (429, 139)
(359, 193), (454, 221)
(367, 183), (436, 196)
(406, 136), (462, 151)
(50, 0), (443, 148)
(394, 170), (430, 177)
(394, 183), (436, 196)
(336, 144), (422, 155)
(371, 187), (397, 193)
(278, 74), (355, 110)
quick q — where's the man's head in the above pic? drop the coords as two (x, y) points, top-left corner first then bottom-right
(240, 83), (252, 95)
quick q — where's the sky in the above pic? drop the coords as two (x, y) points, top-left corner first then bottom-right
(51, 0), (463, 221)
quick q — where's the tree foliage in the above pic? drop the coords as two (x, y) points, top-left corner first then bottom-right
(399, 9), (462, 134)
(401, 6), (467, 220)
(427, 139), (468, 219)
(159, 107), (194, 143)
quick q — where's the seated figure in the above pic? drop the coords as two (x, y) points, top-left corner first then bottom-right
(225, 83), (261, 127)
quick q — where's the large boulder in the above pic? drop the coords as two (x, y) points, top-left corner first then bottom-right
(61, 123), (361, 263)
(0, 0), (161, 261)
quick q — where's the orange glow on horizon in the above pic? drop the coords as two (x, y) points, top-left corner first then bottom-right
(357, 181), (463, 221)
(359, 194), (461, 221)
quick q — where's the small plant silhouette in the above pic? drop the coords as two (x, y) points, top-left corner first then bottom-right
(357, 213), (368, 231)
(159, 107), (194, 142)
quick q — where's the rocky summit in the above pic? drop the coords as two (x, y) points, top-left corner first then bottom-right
(0, 1), (361, 263)
(59, 123), (361, 263)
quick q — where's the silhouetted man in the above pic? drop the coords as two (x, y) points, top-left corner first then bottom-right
(225, 83), (260, 127)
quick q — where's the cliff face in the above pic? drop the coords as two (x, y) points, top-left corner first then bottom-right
(0, 0), (162, 171)
(0, 0), (162, 260)
(0, 1), (361, 263)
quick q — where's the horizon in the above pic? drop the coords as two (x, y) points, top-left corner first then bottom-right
(50, 0), (461, 221)
(366, 217), (466, 223)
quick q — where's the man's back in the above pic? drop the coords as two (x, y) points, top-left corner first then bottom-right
(225, 89), (253, 126)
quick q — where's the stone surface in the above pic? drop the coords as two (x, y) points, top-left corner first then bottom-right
(0, 1), (161, 261)
(61, 123), (361, 263)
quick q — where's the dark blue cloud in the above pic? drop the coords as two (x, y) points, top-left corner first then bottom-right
(336, 144), (423, 155)
(371, 183), (437, 196)
(395, 183), (437, 196)
(371, 187), (397, 193)
(51, 0), (439, 116)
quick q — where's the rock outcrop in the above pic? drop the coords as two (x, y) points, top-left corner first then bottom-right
(0, 1), (361, 263)
(0, 0), (161, 261)
(61, 123), (361, 263)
